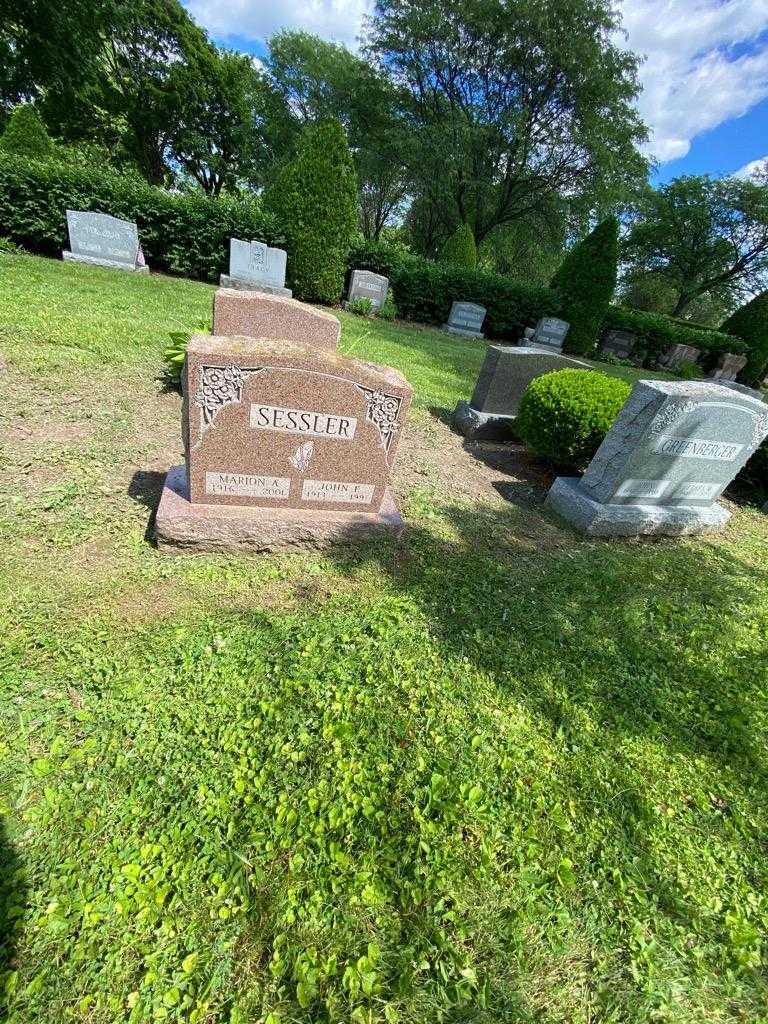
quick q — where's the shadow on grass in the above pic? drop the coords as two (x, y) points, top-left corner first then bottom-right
(0, 820), (25, 1016)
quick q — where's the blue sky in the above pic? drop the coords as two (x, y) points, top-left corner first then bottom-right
(182, 0), (768, 182)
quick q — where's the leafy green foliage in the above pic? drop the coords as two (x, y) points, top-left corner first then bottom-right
(517, 368), (631, 468)
(162, 320), (209, 385)
(602, 305), (747, 366)
(0, 104), (53, 159)
(719, 290), (768, 385)
(439, 223), (477, 269)
(347, 296), (375, 317)
(552, 216), (619, 356)
(0, 153), (280, 280)
(376, 292), (398, 321)
(264, 120), (358, 303)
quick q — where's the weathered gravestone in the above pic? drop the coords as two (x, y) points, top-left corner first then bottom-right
(708, 352), (748, 381)
(526, 317), (569, 353)
(443, 302), (486, 339)
(212, 288), (340, 350)
(346, 270), (389, 309)
(156, 335), (412, 552)
(221, 239), (291, 297)
(658, 343), (701, 369)
(453, 346), (589, 440)
(63, 210), (149, 273)
(600, 329), (640, 362)
(545, 380), (768, 536)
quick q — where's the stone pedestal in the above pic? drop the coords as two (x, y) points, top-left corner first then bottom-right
(63, 251), (150, 273)
(156, 466), (404, 552)
(219, 275), (292, 297)
(545, 380), (768, 537)
(453, 346), (589, 440)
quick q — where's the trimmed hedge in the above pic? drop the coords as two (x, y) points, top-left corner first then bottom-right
(0, 153), (281, 282)
(517, 369), (631, 469)
(347, 239), (560, 339)
(720, 291), (768, 385)
(601, 306), (747, 365)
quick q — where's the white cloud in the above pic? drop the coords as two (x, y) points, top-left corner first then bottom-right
(184, 0), (372, 51)
(618, 0), (768, 162)
(735, 155), (768, 178)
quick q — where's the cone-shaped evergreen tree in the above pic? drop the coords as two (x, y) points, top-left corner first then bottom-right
(263, 120), (358, 304)
(720, 291), (768, 385)
(551, 217), (619, 355)
(439, 222), (477, 269)
(0, 104), (54, 159)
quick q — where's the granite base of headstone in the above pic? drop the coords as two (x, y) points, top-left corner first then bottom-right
(63, 210), (149, 274)
(212, 289), (340, 350)
(346, 270), (389, 309)
(707, 352), (748, 382)
(156, 335), (412, 553)
(443, 301), (486, 339)
(545, 380), (768, 537)
(452, 345), (590, 440)
(220, 238), (292, 297)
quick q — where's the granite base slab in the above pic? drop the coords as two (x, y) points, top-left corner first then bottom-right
(156, 466), (404, 553)
(443, 324), (484, 339)
(219, 274), (292, 298)
(545, 476), (732, 537)
(63, 251), (149, 273)
(452, 400), (516, 441)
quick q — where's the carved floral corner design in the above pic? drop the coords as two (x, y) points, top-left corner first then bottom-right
(358, 387), (402, 452)
(648, 399), (697, 436)
(194, 364), (259, 431)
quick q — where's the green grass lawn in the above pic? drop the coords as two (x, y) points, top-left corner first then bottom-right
(1, 253), (768, 1024)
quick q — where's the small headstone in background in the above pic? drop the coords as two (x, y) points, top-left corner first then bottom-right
(212, 288), (340, 350)
(545, 379), (768, 536)
(526, 317), (569, 353)
(658, 343), (701, 369)
(156, 335), (412, 552)
(221, 239), (291, 297)
(453, 345), (590, 440)
(443, 301), (486, 339)
(600, 329), (639, 362)
(346, 270), (389, 309)
(63, 210), (149, 274)
(708, 352), (748, 381)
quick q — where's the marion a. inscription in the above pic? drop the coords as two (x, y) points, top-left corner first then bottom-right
(205, 472), (290, 498)
(250, 404), (357, 440)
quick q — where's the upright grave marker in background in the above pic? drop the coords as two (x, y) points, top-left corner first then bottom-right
(346, 270), (389, 309)
(522, 317), (569, 353)
(63, 210), (148, 273)
(546, 380), (768, 536)
(221, 239), (291, 297)
(157, 335), (412, 551)
(443, 301), (486, 339)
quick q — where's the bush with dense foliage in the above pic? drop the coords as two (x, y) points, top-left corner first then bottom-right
(517, 368), (631, 469)
(551, 216), (619, 356)
(601, 306), (747, 366)
(0, 153), (280, 281)
(719, 291), (768, 385)
(439, 222), (478, 269)
(0, 104), (54, 159)
(263, 120), (358, 304)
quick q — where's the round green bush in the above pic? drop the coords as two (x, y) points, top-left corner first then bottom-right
(516, 369), (631, 469)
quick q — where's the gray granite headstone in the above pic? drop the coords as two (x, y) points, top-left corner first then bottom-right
(444, 301), (486, 339)
(528, 317), (569, 352)
(453, 346), (589, 440)
(708, 352), (748, 381)
(347, 270), (389, 309)
(221, 238), (291, 297)
(545, 380), (768, 535)
(63, 210), (148, 273)
(601, 329), (639, 361)
(658, 343), (701, 369)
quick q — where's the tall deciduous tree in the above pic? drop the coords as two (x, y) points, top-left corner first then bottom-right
(365, 0), (647, 244)
(622, 175), (768, 317)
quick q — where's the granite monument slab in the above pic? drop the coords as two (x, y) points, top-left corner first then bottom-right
(600, 329), (640, 362)
(212, 288), (340, 350)
(346, 270), (389, 309)
(63, 210), (148, 273)
(658, 343), (701, 369)
(545, 379), (768, 536)
(527, 317), (569, 352)
(708, 352), (748, 381)
(443, 301), (486, 339)
(220, 239), (291, 297)
(453, 346), (590, 440)
(156, 335), (412, 551)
